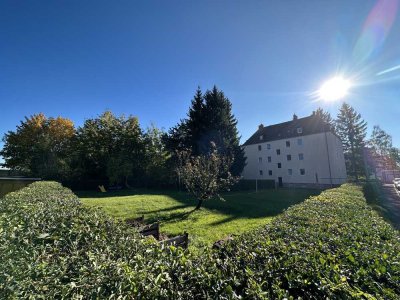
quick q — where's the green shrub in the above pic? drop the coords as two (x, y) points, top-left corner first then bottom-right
(1, 182), (399, 299)
(216, 184), (400, 299)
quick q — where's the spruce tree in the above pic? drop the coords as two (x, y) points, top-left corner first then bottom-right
(201, 86), (246, 175)
(336, 103), (367, 181)
(315, 107), (336, 132)
(187, 87), (205, 153)
(166, 86), (246, 176)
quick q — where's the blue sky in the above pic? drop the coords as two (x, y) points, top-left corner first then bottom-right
(1, 0), (400, 159)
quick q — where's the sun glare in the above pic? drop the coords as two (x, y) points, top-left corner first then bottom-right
(318, 77), (351, 102)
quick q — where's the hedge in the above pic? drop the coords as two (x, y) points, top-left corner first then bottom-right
(1, 182), (399, 299)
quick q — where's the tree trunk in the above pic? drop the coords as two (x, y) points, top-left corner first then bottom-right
(195, 199), (203, 210)
(350, 141), (359, 182)
(124, 176), (131, 188)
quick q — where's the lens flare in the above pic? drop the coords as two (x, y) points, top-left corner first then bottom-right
(353, 0), (399, 65)
(377, 64), (400, 76)
(318, 77), (351, 102)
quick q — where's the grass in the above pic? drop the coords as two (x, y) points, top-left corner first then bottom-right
(79, 188), (321, 245)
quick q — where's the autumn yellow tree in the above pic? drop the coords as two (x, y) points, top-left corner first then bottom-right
(0, 113), (76, 179)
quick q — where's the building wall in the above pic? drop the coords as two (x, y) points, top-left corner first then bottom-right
(242, 132), (347, 186)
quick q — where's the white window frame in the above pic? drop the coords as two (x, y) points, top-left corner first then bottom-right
(297, 127), (303, 134)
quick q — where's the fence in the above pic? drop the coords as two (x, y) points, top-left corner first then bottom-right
(230, 179), (275, 192)
(0, 177), (41, 198)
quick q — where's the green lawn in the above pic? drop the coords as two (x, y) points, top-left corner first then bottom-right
(79, 188), (321, 245)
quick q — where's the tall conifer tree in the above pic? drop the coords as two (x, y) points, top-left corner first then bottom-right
(336, 103), (367, 181)
(315, 107), (336, 132)
(166, 86), (246, 176)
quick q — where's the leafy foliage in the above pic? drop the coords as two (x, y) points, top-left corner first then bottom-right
(0, 114), (75, 180)
(177, 143), (239, 209)
(1, 182), (399, 299)
(216, 184), (400, 299)
(142, 124), (172, 187)
(75, 111), (145, 186)
(367, 125), (400, 170)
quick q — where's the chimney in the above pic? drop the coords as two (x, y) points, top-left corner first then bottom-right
(258, 124), (264, 130)
(293, 114), (298, 120)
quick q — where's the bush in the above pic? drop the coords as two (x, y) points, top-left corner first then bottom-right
(1, 182), (399, 299)
(216, 184), (400, 299)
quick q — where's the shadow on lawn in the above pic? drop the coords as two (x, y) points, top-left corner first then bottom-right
(157, 189), (320, 224)
(78, 188), (321, 224)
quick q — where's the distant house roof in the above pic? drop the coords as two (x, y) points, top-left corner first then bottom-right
(243, 113), (332, 146)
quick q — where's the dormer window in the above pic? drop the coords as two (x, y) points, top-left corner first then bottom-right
(297, 127), (303, 134)
(259, 135), (264, 141)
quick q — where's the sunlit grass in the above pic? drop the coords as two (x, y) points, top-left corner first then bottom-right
(79, 188), (321, 245)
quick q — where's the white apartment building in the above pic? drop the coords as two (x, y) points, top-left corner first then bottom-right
(241, 113), (347, 188)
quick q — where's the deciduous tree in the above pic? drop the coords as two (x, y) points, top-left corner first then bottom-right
(177, 142), (239, 210)
(0, 114), (75, 179)
(75, 111), (145, 186)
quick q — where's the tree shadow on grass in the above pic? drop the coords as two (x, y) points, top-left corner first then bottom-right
(143, 204), (190, 215)
(80, 187), (321, 224)
(145, 209), (196, 224)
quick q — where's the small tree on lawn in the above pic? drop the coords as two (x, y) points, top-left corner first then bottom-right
(177, 142), (239, 210)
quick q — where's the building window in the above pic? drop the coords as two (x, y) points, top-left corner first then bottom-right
(288, 169), (293, 175)
(258, 145), (262, 151)
(277, 163), (282, 168)
(297, 138), (303, 146)
(269, 170), (272, 176)
(259, 135), (263, 141)
(276, 149), (281, 155)
(297, 127), (303, 134)
(258, 157), (262, 163)
(259, 170), (263, 176)
(287, 154), (291, 161)
(267, 144), (271, 150)
(299, 153), (304, 160)
(268, 156), (271, 163)
(286, 141), (290, 147)
(300, 168), (305, 175)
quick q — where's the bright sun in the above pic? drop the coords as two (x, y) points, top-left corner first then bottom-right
(318, 77), (351, 102)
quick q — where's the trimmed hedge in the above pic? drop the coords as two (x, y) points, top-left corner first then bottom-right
(217, 185), (400, 299)
(1, 182), (399, 299)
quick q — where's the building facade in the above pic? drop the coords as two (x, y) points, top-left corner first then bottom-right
(241, 113), (347, 188)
